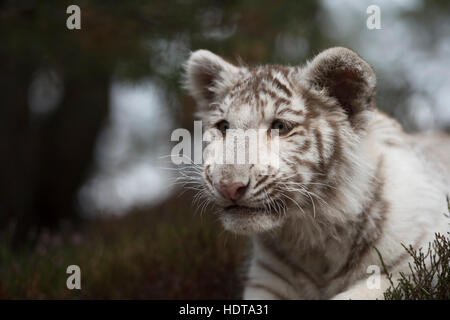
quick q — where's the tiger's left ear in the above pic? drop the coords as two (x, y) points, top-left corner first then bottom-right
(184, 50), (239, 109)
(303, 47), (376, 118)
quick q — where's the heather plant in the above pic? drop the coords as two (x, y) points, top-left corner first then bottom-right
(380, 198), (450, 300)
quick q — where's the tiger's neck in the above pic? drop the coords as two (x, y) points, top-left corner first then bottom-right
(262, 132), (383, 251)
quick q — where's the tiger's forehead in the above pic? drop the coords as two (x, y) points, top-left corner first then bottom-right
(228, 65), (299, 102)
(220, 65), (306, 126)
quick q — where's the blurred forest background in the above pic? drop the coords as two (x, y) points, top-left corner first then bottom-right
(0, 0), (449, 298)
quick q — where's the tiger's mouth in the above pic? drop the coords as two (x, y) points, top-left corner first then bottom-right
(218, 201), (286, 235)
(223, 205), (267, 214)
(222, 202), (284, 215)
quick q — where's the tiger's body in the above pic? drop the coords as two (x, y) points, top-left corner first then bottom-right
(183, 47), (450, 299)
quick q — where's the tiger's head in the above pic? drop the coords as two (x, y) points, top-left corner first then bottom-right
(183, 47), (376, 235)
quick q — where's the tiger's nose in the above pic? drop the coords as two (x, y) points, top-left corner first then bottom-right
(214, 182), (248, 201)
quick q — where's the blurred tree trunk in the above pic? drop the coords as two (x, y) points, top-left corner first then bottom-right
(0, 56), (35, 243)
(0, 55), (109, 246)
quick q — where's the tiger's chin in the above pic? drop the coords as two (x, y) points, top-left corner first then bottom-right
(218, 205), (285, 235)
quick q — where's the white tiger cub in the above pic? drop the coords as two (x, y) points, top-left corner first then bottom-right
(183, 47), (450, 299)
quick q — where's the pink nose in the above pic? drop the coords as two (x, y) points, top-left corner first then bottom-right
(214, 182), (248, 201)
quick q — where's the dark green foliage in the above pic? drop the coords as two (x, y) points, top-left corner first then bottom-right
(382, 233), (450, 300)
(0, 0), (328, 242)
(381, 199), (450, 300)
(0, 193), (247, 299)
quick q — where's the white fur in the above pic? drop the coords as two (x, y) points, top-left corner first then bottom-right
(184, 48), (450, 300)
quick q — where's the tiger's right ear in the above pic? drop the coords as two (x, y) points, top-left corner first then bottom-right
(302, 47), (376, 118)
(184, 50), (239, 108)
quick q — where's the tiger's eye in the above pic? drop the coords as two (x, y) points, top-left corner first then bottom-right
(216, 120), (230, 134)
(271, 120), (288, 134)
